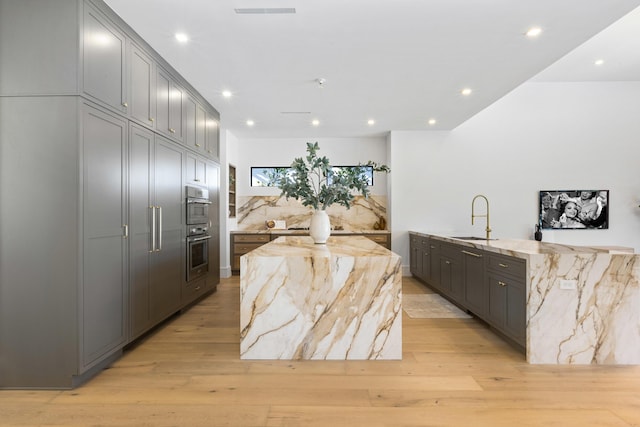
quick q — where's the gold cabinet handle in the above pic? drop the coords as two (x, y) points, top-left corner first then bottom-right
(149, 117), (154, 122)
(123, 224), (128, 239)
(445, 260), (451, 265)
(499, 263), (509, 268)
(122, 102), (128, 107)
(195, 143), (201, 147)
(498, 281), (507, 287)
(462, 250), (482, 258)
(169, 128), (175, 133)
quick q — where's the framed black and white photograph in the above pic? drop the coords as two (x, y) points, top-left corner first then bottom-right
(539, 190), (609, 230)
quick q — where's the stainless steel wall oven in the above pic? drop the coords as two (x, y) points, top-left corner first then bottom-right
(186, 185), (211, 282)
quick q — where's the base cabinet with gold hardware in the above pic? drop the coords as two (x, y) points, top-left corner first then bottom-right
(485, 254), (526, 347)
(409, 233), (526, 351)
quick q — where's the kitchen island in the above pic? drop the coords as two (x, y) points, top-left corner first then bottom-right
(410, 232), (639, 365)
(240, 236), (402, 360)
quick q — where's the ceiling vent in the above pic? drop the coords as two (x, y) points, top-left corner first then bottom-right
(234, 8), (296, 14)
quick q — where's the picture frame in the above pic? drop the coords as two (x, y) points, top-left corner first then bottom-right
(539, 190), (609, 230)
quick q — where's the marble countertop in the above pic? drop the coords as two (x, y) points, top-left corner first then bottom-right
(232, 229), (390, 235)
(411, 232), (634, 259)
(244, 235), (395, 258)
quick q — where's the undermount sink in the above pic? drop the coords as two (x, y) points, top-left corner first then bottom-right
(449, 236), (497, 241)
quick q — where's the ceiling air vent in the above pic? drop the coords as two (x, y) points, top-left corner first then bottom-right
(234, 8), (296, 14)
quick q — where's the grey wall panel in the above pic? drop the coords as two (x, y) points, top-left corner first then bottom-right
(0, 97), (79, 388)
(0, 0), (79, 96)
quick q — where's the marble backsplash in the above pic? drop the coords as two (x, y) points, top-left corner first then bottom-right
(236, 195), (387, 231)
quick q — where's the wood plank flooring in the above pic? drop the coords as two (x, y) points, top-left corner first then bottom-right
(1, 276), (639, 426)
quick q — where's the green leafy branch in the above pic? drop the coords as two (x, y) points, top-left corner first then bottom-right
(267, 142), (390, 210)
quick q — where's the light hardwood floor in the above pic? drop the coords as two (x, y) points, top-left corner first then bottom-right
(1, 275), (639, 427)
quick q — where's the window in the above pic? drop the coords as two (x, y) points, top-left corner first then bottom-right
(250, 166), (374, 187)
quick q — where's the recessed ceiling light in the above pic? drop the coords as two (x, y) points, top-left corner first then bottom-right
(594, 59), (605, 66)
(461, 88), (472, 96)
(367, 119), (375, 126)
(175, 33), (189, 43)
(222, 90), (232, 98)
(428, 118), (437, 126)
(311, 119), (320, 126)
(525, 27), (542, 38)
(246, 120), (254, 127)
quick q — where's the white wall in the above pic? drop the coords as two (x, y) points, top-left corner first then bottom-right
(235, 137), (389, 198)
(391, 81), (640, 265)
(219, 129), (239, 278)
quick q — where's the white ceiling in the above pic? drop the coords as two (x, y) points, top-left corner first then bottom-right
(104, 0), (640, 138)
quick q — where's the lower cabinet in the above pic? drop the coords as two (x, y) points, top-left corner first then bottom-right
(485, 254), (526, 347)
(461, 247), (486, 316)
(232, 234), (271, 272)
(409, 234), (526, 350)
(438, 243), (463, 300)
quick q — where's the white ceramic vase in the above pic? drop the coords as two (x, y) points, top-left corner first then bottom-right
(309, 209), (331, 244)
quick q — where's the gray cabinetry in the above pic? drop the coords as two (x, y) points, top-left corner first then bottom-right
(81, 103), (129, 369)
(409, 234), (422, 278)
(1, 0), (220, 388)
(461, 247), (486, 316)
(408, 235), (527, 350)
(438, 243), (463, 299)
(129, 42), (156, 127)
(186, 152), (208, 186)
(130, 124), (185, 339)
(486, 254), (526, 347)
(156, 67), (184, 142)
(205, 112), (220, 159)
(83, 1), (127, 113)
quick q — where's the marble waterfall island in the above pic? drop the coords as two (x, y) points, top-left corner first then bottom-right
(240, 236), (402, 360)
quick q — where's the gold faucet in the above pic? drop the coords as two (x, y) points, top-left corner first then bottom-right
(471, 194), (491, 240)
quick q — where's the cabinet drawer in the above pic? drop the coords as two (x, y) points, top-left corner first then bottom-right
(440, 242), (462, 259)
(233, 234), (270, 243)
(487, 254), (526, 278)
(366, 234), (389, 244)
(234, 243), (265, 254)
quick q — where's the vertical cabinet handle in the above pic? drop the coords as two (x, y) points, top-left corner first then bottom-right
(157, 206), (163, 251)
(150, 206), (156, 252)
(123, 224), (128, 239)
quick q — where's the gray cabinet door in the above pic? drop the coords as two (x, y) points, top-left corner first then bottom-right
(83, 2), (127, 113)
(149, 136), (184, 321)
(129, 123), (154, 339)
(129, 127), (184, 337)
(205, 112), (219, 160)
(419, 237), (431, 282)
(409, 234), (421, 277)
(129, 43), (155, 127)
(81, 103), (128, 369)
(156, 68), (184, 141)
(462, 248), (486, 316)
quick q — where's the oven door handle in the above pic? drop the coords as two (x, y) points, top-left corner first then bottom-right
(188, 235), (212, 243)
(187, 199), (212, 205)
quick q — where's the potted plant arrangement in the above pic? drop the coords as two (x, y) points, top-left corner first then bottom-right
(269, 142), (390, 244)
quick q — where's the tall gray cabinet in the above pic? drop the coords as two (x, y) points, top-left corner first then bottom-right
(0, 0), (220, 388)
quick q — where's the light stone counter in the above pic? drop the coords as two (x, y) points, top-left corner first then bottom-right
(414, 232), (640, 365)
(240, 236), (402, 360)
